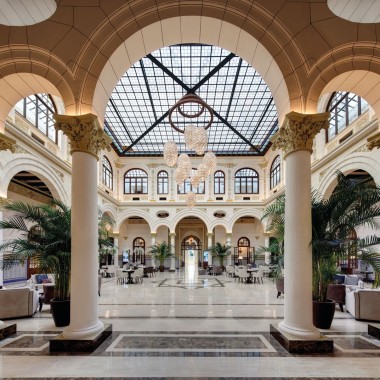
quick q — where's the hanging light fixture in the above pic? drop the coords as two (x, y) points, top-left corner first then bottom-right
(163, 93), (217, 208)
(163, 141), (178, 167)
(203, 151), (217, 175)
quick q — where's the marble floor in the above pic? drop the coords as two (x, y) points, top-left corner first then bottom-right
(1, 271), (380, 379)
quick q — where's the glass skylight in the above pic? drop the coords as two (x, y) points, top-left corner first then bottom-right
(104, 44), (278, 156)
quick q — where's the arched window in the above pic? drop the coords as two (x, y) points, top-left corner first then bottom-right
(124, 169), (148, 194)
(327, 92), (368, 141)
(178, 169), (205, 194)
(15, 93), (58, 144)
(234, 168), (259, 194)
(102, 156), (113, 190)
(157, 170), (169, 194)
(270, 155), (281, 189)
(132, 237), (145, 264)
(214, 170), (225, 194)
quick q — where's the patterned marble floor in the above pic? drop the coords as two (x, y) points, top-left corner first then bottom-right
(1, 272), (380, 379)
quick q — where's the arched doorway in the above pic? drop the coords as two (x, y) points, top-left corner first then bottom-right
(181, 235), (202, 270)
(132, 237), (146, 265)
(4, 171), (55, 284)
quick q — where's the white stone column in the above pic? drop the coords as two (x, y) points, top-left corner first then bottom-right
(169, 232), (176, 272)
(272, 111), (329, 340)
(226, 232), (232, 265)
(264, 234), (271, 265)
(0, 136), (16, 330)
(207, 232), (213, 265)
(55, 113), (112, 340)
(151, 232), (156, 267)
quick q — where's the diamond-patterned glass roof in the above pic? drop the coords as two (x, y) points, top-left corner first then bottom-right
(104, 44), (278, 156)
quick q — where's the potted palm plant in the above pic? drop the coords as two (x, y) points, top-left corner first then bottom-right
(149, 241), (172, 272)
(261, 171), (380, 328)
(210, 242), (231, 270)
(0, 199), (115, 327)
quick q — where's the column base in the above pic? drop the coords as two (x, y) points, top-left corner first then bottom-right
(0, 323), (16, 341)
(368, 324), (380, 339)
(270, 324), (333, 354)
(50, 324), (112, 353)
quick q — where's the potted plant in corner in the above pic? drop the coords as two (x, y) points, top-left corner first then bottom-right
(210, 242), (231, 271)
(260, 171), (380, 329)
(149, 241), (172, 272)
(0, 199), (115, 327)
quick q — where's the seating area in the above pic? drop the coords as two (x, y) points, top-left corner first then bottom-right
(0, 287), (39, 319)
(26, 274), (55, 291)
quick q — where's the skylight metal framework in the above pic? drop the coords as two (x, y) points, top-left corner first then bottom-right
(104, 44), (278, 156)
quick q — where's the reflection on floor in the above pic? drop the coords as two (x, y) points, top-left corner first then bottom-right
(1, 272), (380, 379)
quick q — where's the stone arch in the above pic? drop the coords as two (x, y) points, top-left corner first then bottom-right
(0, 71), (75, 132)
(0, 155), (69, 204)
(89, 16), (291, 125)
(209, 220), (228, 232)
(116, 209), (154, 231)
(318, 154), (380, 199)
(227, 208), (265, 232)
(152, 220), (171, 232)
(306, 43), (380, 116)
(99, 203), (117, 225)
(170, 209), (211, 232)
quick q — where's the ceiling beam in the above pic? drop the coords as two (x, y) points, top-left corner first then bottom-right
(140, 59), (158, 120)
(225, 57), (242, 120)
(109, 98), (134, 142)
(249, 96), (274, 142)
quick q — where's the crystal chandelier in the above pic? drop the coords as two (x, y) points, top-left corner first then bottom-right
(164, 93), (217, 208)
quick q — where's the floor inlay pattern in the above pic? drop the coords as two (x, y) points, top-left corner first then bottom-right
(156, 278), (225, 289)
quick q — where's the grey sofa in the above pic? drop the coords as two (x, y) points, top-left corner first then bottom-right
(0, 287), (39, 319)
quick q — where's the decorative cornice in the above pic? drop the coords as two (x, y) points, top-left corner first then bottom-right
(0, 132), (16, 153)
(54, 114), (111, 160)
(367, 131), (380, 151)
(271, 111), (330, 158)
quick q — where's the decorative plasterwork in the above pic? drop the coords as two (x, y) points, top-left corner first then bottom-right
(54, 114), (111, 160)
(271, 112), (330, 159)
(367, 132), (380, 151)
(0, 196), (8, 208)
(0, 133), (16, 153)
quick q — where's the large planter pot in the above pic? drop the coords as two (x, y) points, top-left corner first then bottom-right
(159, 265), (165, 272)
(50, 298), (70, 327)
(313, 300), (335, 329)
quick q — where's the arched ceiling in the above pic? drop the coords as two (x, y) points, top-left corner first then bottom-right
(104, 44), (278, 157)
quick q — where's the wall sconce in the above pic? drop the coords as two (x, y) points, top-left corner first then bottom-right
(255, 235), (259, 240)
(124, 236), (128, 241)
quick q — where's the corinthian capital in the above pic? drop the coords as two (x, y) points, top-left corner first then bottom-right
(55, 113), (111, 160)
(0, 132), (16, 153)
(367, 132), (380, 151)
(271, 111), (330, 158)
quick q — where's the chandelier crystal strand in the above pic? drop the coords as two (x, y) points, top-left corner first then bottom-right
(186, 191), (196, 208)
(177, 153), (192, 178)
(193, 127), (208, 155)
(203, 151), (217, 175)
(184, 125), (197, 150)
(163, 141), (178, 167)
(197, 162), (208, 181)
(175, 168), (187, 185)
(190, 170), (201, 188)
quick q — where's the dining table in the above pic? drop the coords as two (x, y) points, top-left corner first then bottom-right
(122, 269), (135, 284)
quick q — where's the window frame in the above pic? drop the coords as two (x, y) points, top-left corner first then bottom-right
(15, 94), (58, 144)
(102, 156), (113, 190)
(177, 169), (205, 194)
(124, 168), (148, 194)
(157, 170), (169, 194)
(214, 170), (225, 194)
(234, 168), (259, 194)
(270, 155), (281, 190)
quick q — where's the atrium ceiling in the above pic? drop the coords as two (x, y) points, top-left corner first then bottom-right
(104, 44), (278, 157)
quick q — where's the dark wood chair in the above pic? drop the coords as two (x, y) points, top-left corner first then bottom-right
(39, 284), (55, 311)
(327, 283), (346, 312)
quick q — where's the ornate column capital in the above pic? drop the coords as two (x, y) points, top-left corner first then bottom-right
(151, 232), (157, 237)
(271, 111), (330, 158)
(169, 232), (176, 237)
(207, 232), (213, 237)
(111, 232), (119, 238)
(0, 132), (16, 153)
(54, 113), (112, 160)
(367, 131), (380, 150)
